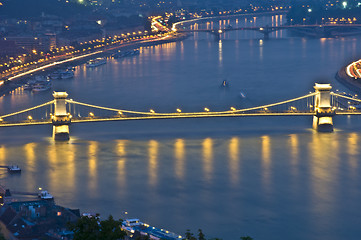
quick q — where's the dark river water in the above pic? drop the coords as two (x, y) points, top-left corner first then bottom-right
(0, 14), (361, 240)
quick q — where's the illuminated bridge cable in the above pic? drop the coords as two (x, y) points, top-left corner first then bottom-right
(0, 100), (55, 119)
(68, 92), (316, 117)
(331, 92), (361, 103)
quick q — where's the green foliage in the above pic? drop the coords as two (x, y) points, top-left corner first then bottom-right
(240, 236), (254, 240)
(183, 229), (197, 240)
(69, 214), (125, 240)
(198, 229), (206, 240)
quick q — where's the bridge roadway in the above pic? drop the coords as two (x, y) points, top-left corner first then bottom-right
(0, 110), (361, 128)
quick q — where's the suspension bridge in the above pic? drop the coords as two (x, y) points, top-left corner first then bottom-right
(175, 24), (361, 40)
(0, 83), (360, 140)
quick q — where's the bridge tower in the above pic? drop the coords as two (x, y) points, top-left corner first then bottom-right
(313, 83), (334, 132)
(52, 92), (71, 140)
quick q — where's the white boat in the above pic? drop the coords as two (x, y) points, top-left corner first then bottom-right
(86, 58), (106, 68)
(122, 218), (182, 240)
(38, 190), (54, 200)
(7, 165), (21, 173)
(32, 82), (51, 92)
(60, 70), (74, 79)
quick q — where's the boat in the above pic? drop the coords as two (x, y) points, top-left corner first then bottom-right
(7, 165), (21, 173)
(240, 91), (246, 98)
(32, 81), (51, 92)
(38, 190), (54, 200)
(113, 49), (140, 59)
(220, 79), (228, 87)
(86, 58), (106, 68)
(122, 218), (182, 240)
(23, 83), (33, 90)
(60, 70), (74, 79)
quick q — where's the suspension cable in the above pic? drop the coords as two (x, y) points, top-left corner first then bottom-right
(67, 92), (317, 116)
(331, 92), (361, 103)
(0, 100), (55, 119)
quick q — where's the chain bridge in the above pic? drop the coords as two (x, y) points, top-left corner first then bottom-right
(0, 83), (360, 140)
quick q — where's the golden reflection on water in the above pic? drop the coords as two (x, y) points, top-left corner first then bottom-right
(0, 146), (6, 165)
(261, 135), (271, 190)
(47, 142), (75, 193)
(88, 141), (98, 192)
(309, 133), (338, 216)
(347, 133), (358, 173)
(116, 140), (127, 189)
(202, 138), (213, 182)
(228, 137), (240, 185)
(174, 139), (185, 180)
(218, 40), (223, 66)
(289, 134), (299, 175)
(24, 143), (37, 187)
(148, 140), (158, 187)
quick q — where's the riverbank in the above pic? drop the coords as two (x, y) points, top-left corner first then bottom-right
(335, 65), (361, 94)
(0, 32), (189, 97)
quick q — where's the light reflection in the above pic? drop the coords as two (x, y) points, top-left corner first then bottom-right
(88, 141), (98, 192)
(261, 135), (271, 190)
(0, 146), (6, 165)
(116, 140), (127, 189)
(309, 133), (338, 217)
(174, 139), (185, 180)
(148, 140), (158, 187)
(347, 133), (358, 172)
(47, 142), (76, 194)
(289, 134), (299, 175)
(202, 138), (213, 182)
(218, 40), (223, 66)
(228, 137), (240, 185)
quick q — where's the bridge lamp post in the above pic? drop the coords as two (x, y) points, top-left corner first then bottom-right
(218, 30), (223, 34)
(89, 112), (94, 118)
(150, 109), (155, 114)
(176, 108), (182, 113)
(204, 108), (210, 112)
(118, 111), (123, 116)
(230, 107), (236, 111)
(28, 115), (32, 121)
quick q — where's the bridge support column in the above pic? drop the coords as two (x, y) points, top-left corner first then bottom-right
(313, 83), (334, 132)
(52, 92), (71, 140)
(263, 31), (269, 40)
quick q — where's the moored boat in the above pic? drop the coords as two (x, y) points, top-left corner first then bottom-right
(122, 218), (182, 240)
(86, 58), (106, 68)
(38, 190), (54, 200)
(7, 165), (21, 173)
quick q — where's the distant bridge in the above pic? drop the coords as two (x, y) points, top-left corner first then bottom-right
(175, 24), (361, 39)
(0, 83), (361, 140)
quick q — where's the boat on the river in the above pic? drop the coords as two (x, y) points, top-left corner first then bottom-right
(86, 58), (106, 68)
(38, 190), (54, 200)
(220, 79), (229, 87)
(122, 219), (182, 240)
(113, 49), (140, 59)
(32, 81), (51, 92)
(7, 165), (21, 173)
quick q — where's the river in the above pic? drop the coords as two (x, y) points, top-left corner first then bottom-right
(0, 14), (361, 240)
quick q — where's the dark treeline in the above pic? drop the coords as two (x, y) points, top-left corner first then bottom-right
(0, 0), (89, 19)
(287, 0), (361, 24)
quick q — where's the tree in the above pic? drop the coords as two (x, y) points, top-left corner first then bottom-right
(198, 229), (206, 240)
(69, 214), (126, 240)
(240, 236), (254, 240)
(184, 229), (197, 240)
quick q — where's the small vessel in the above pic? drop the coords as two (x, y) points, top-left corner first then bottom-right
(221, 79), (229, 87)
(7, 165), (21, 173)
(23, 83), (33, 90)
(113, 49), (140, 59)
(86, 58), (106, 68)
(240, 91), (246, 98)
(60, 70), (74, 79)
(122, 218), (182, 240)
(32, 81), (51, 92)
(38, 190), (54, 200)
